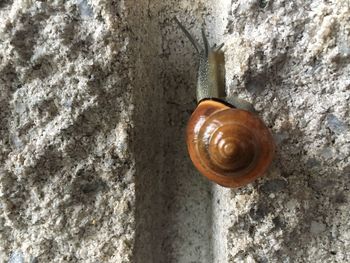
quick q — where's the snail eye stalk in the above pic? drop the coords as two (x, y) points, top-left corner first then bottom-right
(174, 17), (201, 54)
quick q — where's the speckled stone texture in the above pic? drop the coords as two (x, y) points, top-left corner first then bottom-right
(1, 1), (134, 262)
(0, 0), (349, 262)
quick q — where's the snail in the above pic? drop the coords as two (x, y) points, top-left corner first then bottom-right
(175, 18), (275, 188)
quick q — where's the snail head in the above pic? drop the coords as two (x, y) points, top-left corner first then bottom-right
(174, 17), (226, 102)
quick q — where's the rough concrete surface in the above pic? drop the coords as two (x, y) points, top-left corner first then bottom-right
(0, 0), (349, 262)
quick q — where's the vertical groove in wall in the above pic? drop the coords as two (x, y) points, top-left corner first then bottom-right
(131, 1), (214, 262)
(130, 3), (164, 262)
(158, 7), (213, 261)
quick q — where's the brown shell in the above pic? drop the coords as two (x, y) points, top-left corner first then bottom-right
(186, 100), (275, 188)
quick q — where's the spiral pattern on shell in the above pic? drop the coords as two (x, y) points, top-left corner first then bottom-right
(186, 100), (275, 188)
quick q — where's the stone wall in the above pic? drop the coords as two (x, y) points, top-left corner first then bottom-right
(0, 0), (349, 262)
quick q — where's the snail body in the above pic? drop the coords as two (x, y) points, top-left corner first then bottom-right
(175, 18), (275, 188)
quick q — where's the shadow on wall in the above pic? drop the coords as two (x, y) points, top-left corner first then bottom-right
(130, 5), (213, 263)
(129, 10), (165, 263)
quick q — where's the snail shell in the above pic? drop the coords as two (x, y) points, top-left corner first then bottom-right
(186, 100), (275, 188)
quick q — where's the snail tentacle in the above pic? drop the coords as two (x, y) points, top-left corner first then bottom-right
(174, 17), (201, 54)
(215, 43), (224, 51)
(201, 28), (209, 57)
